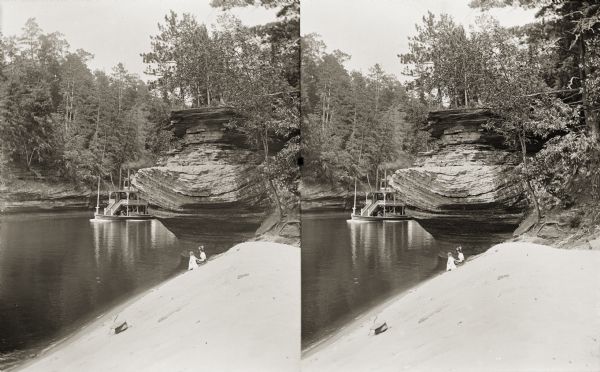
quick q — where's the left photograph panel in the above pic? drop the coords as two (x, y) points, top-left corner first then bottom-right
(0, 0), (300, 371)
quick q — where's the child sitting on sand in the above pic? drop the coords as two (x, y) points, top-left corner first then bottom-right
(188, 251), (199, 270)
(446, 252), (457, 271)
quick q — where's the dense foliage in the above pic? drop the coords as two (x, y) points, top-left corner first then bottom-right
(303, 1), (600, 219)
(0, 19), (171, 186)
(301, 34), (429, 188)
(304, 1), (600, 217)
(468, 1), (600, 212)
(1, 2), (299, 217)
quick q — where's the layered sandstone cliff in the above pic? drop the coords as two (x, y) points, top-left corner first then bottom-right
(0, 164), (92, 214)
(389, 109), (528, 238)
(132, 107), (269, 242)
(0, 181), (92, 213)
(299, 182), (354, 211)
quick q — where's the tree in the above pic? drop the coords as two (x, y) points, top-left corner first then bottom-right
(301, 34), (420, 189)
(212, 14), (299, 215)
(467, 18), (575, 219)
(142, 2), (301, 218)
(400, 13), (475, 106)
(470, 0), (600, 139)
(0, 19), (172, 185)
(0, 19), (65, 170)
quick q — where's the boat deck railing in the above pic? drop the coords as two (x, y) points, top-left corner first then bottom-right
(104, 199), (149, 216)
(360, 200), (406, 217)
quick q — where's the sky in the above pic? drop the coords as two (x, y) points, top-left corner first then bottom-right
(301, 0), (539, 80)
(0, 0), (277, 80)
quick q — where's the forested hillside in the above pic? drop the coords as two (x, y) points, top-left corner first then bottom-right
(0, 19), (170, 186)
(142, 0), (300, 215)
(0, 0), (300, 217)
(302, 0), (600, 229)
(301, 35), (429, 189)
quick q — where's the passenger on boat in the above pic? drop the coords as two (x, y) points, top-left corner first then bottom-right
(197, 245), (207, 263)
(188, 251), (199, 270)
(456, 246), (465, 263)
(446, 252), (457, 271)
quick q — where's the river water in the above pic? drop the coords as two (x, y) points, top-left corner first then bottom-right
(0, 211), (243, 370)
(301, 211), (501, 350)
(1, 210), (502, 365)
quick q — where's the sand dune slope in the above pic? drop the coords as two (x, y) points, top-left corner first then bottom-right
(19, 242), (300, 372)
(304, 242), (600, 372)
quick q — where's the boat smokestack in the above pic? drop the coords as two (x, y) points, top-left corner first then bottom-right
(352, 178), (357, 216)
(95, 175), (100, 215)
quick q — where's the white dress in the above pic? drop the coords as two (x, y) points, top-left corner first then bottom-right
(457, 252), (465, 263)
(198, 251), (207, 262)
(188, 255), (199, 270)
(446, 256), (457, 271)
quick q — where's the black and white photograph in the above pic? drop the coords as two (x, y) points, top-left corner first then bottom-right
(301, 0), (600, 371)
(0, 0), (300, 371)
(1, 0), (600, 371)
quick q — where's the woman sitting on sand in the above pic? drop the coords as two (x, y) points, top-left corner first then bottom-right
(198, 246), (207, 263)
(188, 251), (199, 271)
(446, 252), (457, 271)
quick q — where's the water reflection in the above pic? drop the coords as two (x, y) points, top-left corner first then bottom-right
(302, 212), (496, 350)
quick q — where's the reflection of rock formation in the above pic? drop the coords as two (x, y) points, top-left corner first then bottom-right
(132, 107), (269, 242)
(390, 109), (528, 238)
(91, 220), (179, 268)
(347, 221), (438, 273)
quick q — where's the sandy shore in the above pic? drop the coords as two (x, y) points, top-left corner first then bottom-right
(303, 242), (600, 372)
(17, 242), (300, 372)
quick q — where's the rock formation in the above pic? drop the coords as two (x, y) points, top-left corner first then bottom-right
(253, 206), (301, 246)
(0, 181), (92, 213)
(132, 107), (270, 242)
(389, 108), (528, 239)
(299, 182), (354, 212)
(0, 163), (92, 214)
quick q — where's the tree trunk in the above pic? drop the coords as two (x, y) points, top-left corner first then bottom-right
(206, 73), (211, 106)
(24, 148), (30, 169)
(64, 81), (70, 127)
(197, 84), (201, 107)
(350, 106), (357, 142)
(326, 86), (331, 124)
(118, 84), (122, 114)
(321, 83), (327, 133)
(579, 35), (600, 139)
(70, 79), (75, 122)
(180, 86), (185, 107)
(375, 84), (380, 114)
(28, 149), (35, 168)
(262, 128), (284, 219)
(519, 130), (541, 221)
(268, 177), (283, 218)
(464, 73), (468, 107)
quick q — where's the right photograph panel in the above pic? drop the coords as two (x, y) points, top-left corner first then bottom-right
(300, 0), (600, 371)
